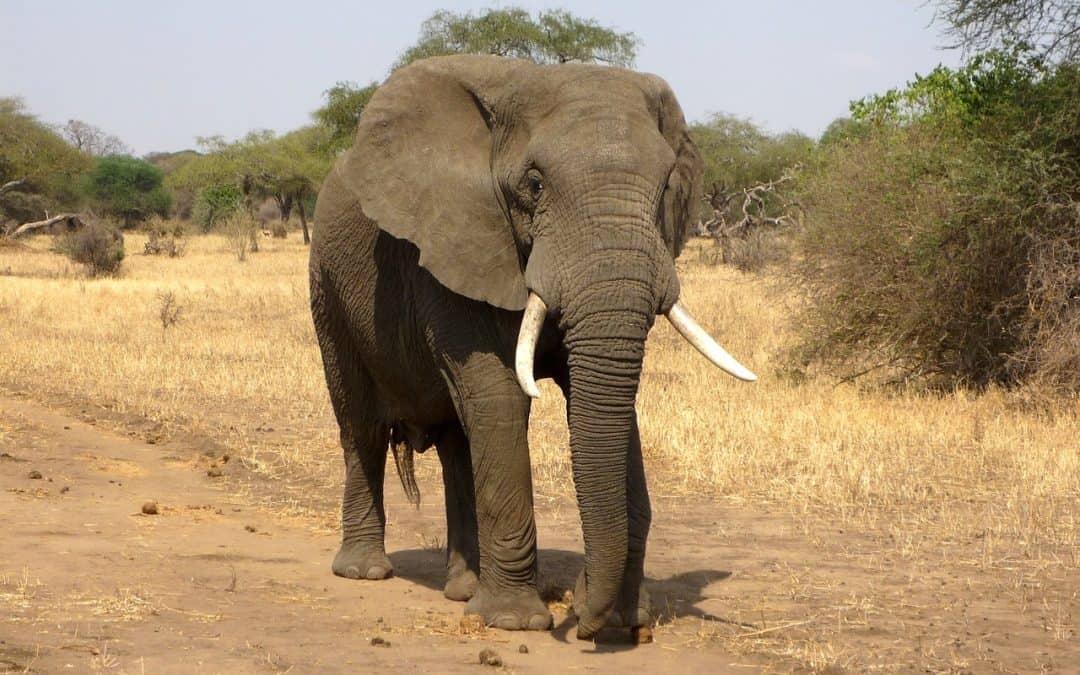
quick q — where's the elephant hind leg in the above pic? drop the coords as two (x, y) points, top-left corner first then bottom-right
(311, 265), (392, 580)
(437, 424), (480, 601)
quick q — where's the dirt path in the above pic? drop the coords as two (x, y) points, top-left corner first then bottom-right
(3, 392), (1075, 673)
(0, 395), (761, 673)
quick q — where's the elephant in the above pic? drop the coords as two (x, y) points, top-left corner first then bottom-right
(308, 54), (756, 640)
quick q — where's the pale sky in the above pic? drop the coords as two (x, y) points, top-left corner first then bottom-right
(2, 1), (962, 155)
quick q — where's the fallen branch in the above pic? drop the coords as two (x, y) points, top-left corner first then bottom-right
(8, 213), (87, 239)
(0, 179), (25, 196)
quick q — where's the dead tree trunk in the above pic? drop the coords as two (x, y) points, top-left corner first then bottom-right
(8, 213), (86, 239)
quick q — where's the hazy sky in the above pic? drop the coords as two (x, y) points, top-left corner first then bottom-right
(2, 1), (962, 155)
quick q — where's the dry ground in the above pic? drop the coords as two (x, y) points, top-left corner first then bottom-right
(0, 230), (1076, 672)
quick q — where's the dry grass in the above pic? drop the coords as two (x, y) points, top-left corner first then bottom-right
(1, 233), (1076, 534)
(1, 228), (1077, 668)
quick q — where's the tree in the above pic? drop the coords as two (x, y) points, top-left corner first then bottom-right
(312, 81), (378, 153)
(82, 155), (171, 227)
(312, 9), (639, 153)
(166, 127), (332, 242)
(690, 113), (812, 222)
(536, 9), (638, 65)
(246, 126), (332, 243)
(62, 120), (131, 157)
(0, 97), (91, 222)
(394, 7), (638, 69)
(935, 0), (1080, 63)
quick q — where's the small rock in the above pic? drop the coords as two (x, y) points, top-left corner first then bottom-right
(478, 648), (502, 667)
(60, 486), (70, 494)
(518, 644), (529, 654)
(244, 525), (257, 533)
(141, 501), (159, 515)
(220, 454), (230, 464)
(207, 467), (223, 478)
(27, 470), (42, 480)
(370, 636), (389, 647)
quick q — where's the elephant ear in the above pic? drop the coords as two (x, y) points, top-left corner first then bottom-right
(337, 56), (528, 311)
(644, 75), (704, 259)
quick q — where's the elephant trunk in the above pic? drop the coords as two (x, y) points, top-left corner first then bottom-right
(561, 282), (652, 639)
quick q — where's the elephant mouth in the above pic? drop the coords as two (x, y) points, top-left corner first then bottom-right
(514, 291), (756, 399)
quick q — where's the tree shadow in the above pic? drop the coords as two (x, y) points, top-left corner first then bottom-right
(391, 547), (737, 651)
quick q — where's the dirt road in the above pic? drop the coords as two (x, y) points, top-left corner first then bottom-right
(3, 392), (1075, 673)
(1, 394), (764, 673)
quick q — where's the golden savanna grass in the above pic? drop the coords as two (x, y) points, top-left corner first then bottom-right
(1, 232), (1076, 543)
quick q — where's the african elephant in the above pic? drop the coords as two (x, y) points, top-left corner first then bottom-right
(309, 54), (755, 640)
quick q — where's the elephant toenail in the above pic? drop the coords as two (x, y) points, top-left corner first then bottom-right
(491, 612), (521, 630)
(527, 613), (553, 631)
(366, 565), (390, 579)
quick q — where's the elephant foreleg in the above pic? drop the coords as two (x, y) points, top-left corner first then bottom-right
(437, 425), (480, 601)
(455, 364), (552, 631)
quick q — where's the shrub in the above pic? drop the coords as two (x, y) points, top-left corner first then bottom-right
(56, 222), (125, 276)
(698, 231), (788, 273)
(222, 211), (259, 261)
(155, 290), (182, 331)
(789, 50), (1079, 392)
(143, 217), (186, 257)
(270, 221), (288, 238)
(722, 230), (788, 273)
(192, 184), (243, 232)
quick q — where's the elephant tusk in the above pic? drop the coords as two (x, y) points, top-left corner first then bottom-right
(665, 302), (758, 382)
(515, 292), (548, 399)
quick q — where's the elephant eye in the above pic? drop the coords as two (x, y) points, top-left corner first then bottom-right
(526, 174), (544, 199)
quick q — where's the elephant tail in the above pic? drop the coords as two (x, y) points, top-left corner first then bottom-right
(390, 425), (422, 507)
(391, 440), (421, 507)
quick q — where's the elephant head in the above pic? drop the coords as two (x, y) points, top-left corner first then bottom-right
(330, 55), (754, 638)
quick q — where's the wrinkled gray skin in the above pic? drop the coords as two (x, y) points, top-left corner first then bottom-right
(309, 55), (702, 640)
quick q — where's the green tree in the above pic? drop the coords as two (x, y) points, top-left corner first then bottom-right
(817, 117), (869, 147)
(0, 97), (91, 222)
(312, 81), (378, 154)
(312, 9), (639, 151)
(536, 9), (638, 65)
(167, 127), (332, 242)
(395, 7), (637, 68)
(82, 155), (171, 227)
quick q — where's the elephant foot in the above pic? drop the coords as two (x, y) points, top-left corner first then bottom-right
(444, 565), (479, 601)
(332, 543), (393, 580)
(465, 585), (552, 631)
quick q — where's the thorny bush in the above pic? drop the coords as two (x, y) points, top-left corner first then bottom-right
(789, 49), (1079, 393)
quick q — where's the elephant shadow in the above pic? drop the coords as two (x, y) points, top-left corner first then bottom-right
(389, 548), (734, 649)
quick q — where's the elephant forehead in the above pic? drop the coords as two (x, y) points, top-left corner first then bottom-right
(536, 109), (674, 173)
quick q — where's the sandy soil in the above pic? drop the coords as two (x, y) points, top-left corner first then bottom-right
(1, 390), (1075, 673)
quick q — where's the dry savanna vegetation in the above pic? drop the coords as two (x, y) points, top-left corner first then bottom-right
(1, 229), (1076, 670)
